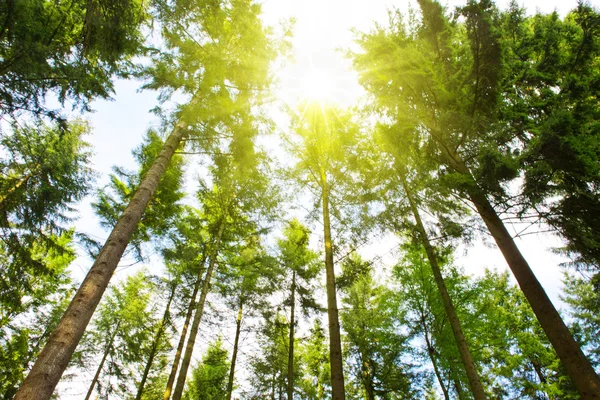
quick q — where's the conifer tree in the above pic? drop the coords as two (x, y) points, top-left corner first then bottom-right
(16, 2), (280, 397)
(352, 1), (600, 395)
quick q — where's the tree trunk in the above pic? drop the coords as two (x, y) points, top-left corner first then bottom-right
(287, 270), (296, 400)
(172, 220), (226, 400)
(226, 299), (243, 400)
(84, 321), (121, 400)
(421, 317), (450, 400)
(363, 374), (375, 400)
(453, 377), (465, 400)
(136, 284), (176, 400)
(321, 177), (345, 400)
(439, 140), (600, 399)
(470, 189), (600, 398)
(15, 117), (189, 400)
(163, 252), (207, 400)
(271, 370), (276, 400)
(401, 174), (487, 400)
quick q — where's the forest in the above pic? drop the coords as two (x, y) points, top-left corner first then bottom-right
(1, 0), (600, 399)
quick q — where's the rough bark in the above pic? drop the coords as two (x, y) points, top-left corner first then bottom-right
(401, 174), (486, 400)
(321, 177), (345, 400)
(84, 320), (120, 400)
(439, 145), (600, 398)
(171, 220), (226, 400)
(136, 284), (176, 400)
(226, 299), (243, 400)
(163, 252), (207, 400)
(287, 270), (296, 400)
(15, 120), (188, 400)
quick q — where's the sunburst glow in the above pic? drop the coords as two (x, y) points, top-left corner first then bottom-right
(301, 68), (335, 102)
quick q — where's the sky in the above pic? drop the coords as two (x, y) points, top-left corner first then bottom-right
(60, 0), (599, 396)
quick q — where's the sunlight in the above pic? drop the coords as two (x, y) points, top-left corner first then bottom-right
(301, 68), (335, 102)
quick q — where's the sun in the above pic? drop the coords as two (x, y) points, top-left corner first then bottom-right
(301, 68), (335, 102)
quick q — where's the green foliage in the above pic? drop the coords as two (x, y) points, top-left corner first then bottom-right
(503, 4), (600, 270)
(277, 219), (321, 313)
(0, 232), (75, 399)
(340, 264), (418, 399)
(184, 337), (230, 400)
(0, 119), (91, 352)
(93, 129), (185, 259)
(563, 272), (600, 368)
(297, 320), (331, 399)
(80, 271), (158, 398)
(0, 0), (147, 119)
(249, 313), (293, 398)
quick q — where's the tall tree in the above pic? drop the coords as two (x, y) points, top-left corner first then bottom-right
(216, 237), (276, 400)
(500, 2), (600, 274)
(339, 256), (417, 399)
(0, 120), (92, 315)
(352, 1), (600, 395)
(0, 233), (75, 399)
(287, 103), (365, 400)
(298, 320), (331, 400)
(162, 209), (210, 400)
(80, 271), (156, 399)
(275, 219), (321, 400)
(93, 129), (186, 260)
(15, 1), (280, 397)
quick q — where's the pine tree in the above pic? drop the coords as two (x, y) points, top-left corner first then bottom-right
(16, 2), (280, 397)
(351, 1), (600, 395)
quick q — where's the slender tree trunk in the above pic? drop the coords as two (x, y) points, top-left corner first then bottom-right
(226, 299), (244, 400)
(421, 318), (450, 400)
(84, 321), (121, 400)
(287, 271), (296, 400)
(453, 377), (465, 400)
(163, 253), (207, 400)
(136, 284), (176, 400)
(271, 370), (276, 400)
(400, 174), (487, 400)
(363, 375), (375, 400)
(321, 177), (345, 400)
(172, 221), (226, 400)
(15, 117), (190, 400)
(438, 142), (600, 399)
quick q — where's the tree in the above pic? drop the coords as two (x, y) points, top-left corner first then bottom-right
(499, 2), (600, 274)
(275, 219), (321, 399)
(216, 237), (277, 400)
(162, 209), (210, 400)
(287, 102), (365, 400)
(0, 120), (92, 313)
(249, 312), (292, 399)
(563, 272), (600, 370)
(0, 232), (75, 399)
(183, 337), (229, 400)
(351, 1), (600, 395)
(93, 129), (186, 260)
(298, 320), (331, 400)
(15, 1), (280, 397)
(0, 0), (147, 119)
(339, 257), (417, 399)
(80, 271), (156, 399)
